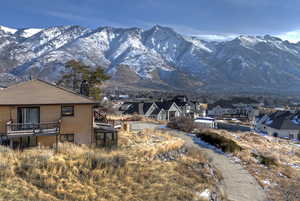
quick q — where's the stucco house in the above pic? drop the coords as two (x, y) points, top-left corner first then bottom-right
(0, 79), (98, 149)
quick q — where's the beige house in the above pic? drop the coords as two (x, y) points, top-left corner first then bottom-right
(0, 79), (97, 149)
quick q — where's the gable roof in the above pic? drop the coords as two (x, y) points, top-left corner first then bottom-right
(155, 101), (175, 110)
(0, 79), (96, 105)
(123, 102), (155, 115)
(263, 111), (300, 130)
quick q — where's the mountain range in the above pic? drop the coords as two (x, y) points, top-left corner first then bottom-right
(1, 24), (300, 95)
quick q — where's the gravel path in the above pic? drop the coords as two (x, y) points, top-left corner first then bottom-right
(129, 122), (267, 201)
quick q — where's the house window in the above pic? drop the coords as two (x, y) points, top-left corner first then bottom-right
(61, 105), (74, 116)
(289, 134), (294, 140)
(60, 134), (75, 143)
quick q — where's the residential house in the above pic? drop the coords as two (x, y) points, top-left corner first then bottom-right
(155, 101), (182, 120)
(208, 98), (258, 118)
(255, 111), (300, 141)
(207, 100), (237, 117)
(172, 95), (205, 118)
(0, 79), (98, 149)
(121, 100), (182, 121)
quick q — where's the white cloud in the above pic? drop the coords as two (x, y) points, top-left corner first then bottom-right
(46, 11), (90, 22)
(277, 30), (300, 43)
(193, 34), (238, 41)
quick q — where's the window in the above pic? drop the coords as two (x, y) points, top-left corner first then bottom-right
(60, 134), (75, 143)
(61, 105), (74, 116)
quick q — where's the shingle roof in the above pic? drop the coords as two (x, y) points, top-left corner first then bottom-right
(264, 111), (300, 130)
(155, 101), (175, 110)
(123, 102), (154, 115)
(0, 79), (96, 105)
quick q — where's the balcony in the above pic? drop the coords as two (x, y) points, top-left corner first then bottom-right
(5, 121), (61, 138)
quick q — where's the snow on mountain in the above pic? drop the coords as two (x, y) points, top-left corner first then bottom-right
(0, 26), (17, 34)
(2, 24), (300, 94)
(16, 28), (43, 38)
(184, 36), (213, 53)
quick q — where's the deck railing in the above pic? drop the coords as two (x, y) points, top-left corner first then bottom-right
(6, 121), (61, 136)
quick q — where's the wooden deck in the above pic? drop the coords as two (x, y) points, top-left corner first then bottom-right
(5, 121), (60, 138)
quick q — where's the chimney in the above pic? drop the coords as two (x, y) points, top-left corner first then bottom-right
(80, 80), (90, 96)
(138, 103), (144, 115)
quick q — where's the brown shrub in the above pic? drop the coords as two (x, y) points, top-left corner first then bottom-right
(125, 114), (144, 121)
(167, 117), (197, 133)
(252, 152), (279, 167)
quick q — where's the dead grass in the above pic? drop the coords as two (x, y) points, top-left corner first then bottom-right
(167, 117), (198, 133)
(107, 114), (167, 124)
(0, 128), (224, 201)
(202, 129), (300, 201)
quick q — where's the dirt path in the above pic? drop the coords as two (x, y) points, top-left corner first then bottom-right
(129, 122), (267, 201)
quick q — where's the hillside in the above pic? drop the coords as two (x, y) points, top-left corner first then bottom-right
(1, 25), (300, 94)
(195, 129), (300, 201)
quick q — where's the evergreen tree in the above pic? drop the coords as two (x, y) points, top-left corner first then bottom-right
(58, 60), (110, 100)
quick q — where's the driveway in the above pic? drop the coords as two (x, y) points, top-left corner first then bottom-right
(128, 122), (267, 201)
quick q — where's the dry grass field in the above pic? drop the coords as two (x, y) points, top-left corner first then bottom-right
(107, 114), (167, 124)
(0, 128), (225, 201)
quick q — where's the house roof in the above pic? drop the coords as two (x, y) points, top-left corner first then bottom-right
(150, 107), (164, 115)
(155, 101), (175, 110)
(0, 79), (96, 105)
(208, 99), (235, 110)
(263, 111), (300, 130)
(123, 102), (154, 115)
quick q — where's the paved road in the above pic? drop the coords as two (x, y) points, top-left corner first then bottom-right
(129, 122), (267, 201)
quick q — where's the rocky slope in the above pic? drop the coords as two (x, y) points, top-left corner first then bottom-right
(1, 25), (300, 94)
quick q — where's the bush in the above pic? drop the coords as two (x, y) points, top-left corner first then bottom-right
(251, 152), (279, 167)
(125, 114), (143, 121)
(167, 117), (197, 132)
(196, 131), (243, 153)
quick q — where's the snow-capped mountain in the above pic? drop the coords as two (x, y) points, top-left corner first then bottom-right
(1, 24), (300, 94)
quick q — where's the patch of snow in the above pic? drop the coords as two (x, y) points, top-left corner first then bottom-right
(263, 180), (271, 185)
(0, 25), (17, 34)
(185, 37), (213, 53)
(197, 189), (210, 199)
(283, 162), (300, 169)
(189, 134), (224, 154)
(229, 156), (241, 163)
(20, 28), (43, 38)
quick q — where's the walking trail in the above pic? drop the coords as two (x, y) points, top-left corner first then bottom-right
(129, 122), (267, 201)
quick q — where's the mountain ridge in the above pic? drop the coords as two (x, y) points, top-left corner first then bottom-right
(1, 24), (300, 95)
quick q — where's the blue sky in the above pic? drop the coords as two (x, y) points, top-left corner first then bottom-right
(1, 0), (300, 42)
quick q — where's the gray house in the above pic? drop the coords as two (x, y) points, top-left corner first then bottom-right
(255, 111), (300, 141)
(121, 101), (182, 121)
